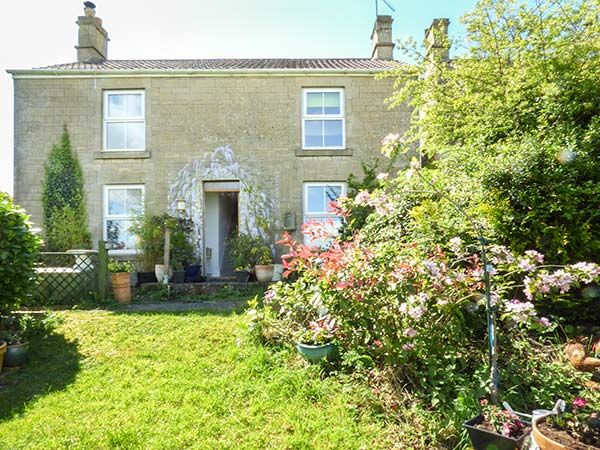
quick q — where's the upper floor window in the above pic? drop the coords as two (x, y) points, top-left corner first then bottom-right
(103, 185), (144, 253)
(303, 182), (346, 246)
(103, 90), (145, 151)
(302, 88), (345, 150)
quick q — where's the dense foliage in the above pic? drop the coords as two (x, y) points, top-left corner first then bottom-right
(248, 2), (600, 445)
(382, 0), (600, 265)
(0, 193), (41, 316)
(130, 213), (196, 271)
(227, 233), (273, 271)
(41, 126), (91, 251)
(250, 218), (593, 444)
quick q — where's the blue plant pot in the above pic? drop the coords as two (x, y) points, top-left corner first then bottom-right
(184, 264), (202, 282)
(296, 342), (336, 363)
(3, 342), (29, 367)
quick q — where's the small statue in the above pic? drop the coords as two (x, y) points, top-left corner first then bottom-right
(565, 336), (600, 389)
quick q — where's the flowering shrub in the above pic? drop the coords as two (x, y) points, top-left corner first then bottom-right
(546, 397), (600, 446)
(478, 399), (527, 438)
(249, 208), (600, 409)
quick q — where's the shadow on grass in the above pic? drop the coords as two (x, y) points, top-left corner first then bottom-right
(0, 331), (80, 422)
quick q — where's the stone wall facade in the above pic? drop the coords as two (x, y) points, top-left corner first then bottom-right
(13, 73), (410, 259)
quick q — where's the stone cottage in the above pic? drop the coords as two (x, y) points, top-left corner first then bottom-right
(9, 3), (443, 277)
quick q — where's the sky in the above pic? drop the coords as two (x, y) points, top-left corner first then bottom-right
(0, 0), (478, 195)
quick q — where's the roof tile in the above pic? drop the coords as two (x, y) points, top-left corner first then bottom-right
(33, 58), (402, 72)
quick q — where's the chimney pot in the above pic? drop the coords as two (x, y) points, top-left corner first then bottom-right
(83, 1), (96, 16)
(371, 15), (395, 60)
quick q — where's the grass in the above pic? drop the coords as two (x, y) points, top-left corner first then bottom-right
(133, 284), (265, 304)
(0, 308), (396, 450)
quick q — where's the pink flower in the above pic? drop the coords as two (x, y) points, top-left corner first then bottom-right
(538, 317), (551, 327)
(573, 397), (587, 409)
(517, 257), (536, 272)
(264, 289), (276, 302)
(525, 250), (545, 264)
(402, 343), (415, 351)
(504, 299), (536, 324)
(381, 133), (401, 146)
(354, 190), (372, 206)
(404, 328), (417, 338)
(408, 305), (426, 320)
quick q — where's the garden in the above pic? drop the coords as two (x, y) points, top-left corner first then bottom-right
(1, 0), (600, 448)
(247, 0), (600, 448)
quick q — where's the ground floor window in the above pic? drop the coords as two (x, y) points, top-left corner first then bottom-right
(303, 182), (346, 246)
(103, 185), (144, 253)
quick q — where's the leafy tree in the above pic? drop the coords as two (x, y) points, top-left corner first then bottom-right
(41, 126), (91, 251)
(384, 0), (600, 264)
(0, 193), (41, 316)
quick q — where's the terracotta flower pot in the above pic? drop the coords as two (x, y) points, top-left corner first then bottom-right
(533, 416), (570, 450)
(0, 341), (6, 372)
(255, 264), (274, 283)
(111, 272), (131, 304)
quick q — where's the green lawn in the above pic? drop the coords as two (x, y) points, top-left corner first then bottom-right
(0, 309), (395, 450)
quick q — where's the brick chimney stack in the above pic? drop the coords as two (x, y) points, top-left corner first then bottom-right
(424, 18), (450, 64)
(76, 2), (109, 63)
(371, 15), (394, 60)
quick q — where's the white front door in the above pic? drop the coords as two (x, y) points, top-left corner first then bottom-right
(203, 182), (239, 277)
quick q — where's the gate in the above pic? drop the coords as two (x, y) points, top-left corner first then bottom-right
(32, 242), (108, 305)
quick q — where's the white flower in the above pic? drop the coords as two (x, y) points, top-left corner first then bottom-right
(449, 237), (463, 255)
(354, 190), (371, 206)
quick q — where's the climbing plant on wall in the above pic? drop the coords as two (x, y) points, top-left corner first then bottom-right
(41, 126), (91, 251)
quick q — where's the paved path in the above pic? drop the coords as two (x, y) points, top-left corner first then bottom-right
(113, 300), (247, 313)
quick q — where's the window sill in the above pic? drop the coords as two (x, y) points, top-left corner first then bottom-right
(95, 151), (151, 160)
(295, 148), (353, 157)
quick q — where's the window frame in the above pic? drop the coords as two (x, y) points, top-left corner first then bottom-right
(103, 90), (146, 152)
(301, 88), (346, 150)
(103, 184), (145, 255)
(303, 182), (347, 245)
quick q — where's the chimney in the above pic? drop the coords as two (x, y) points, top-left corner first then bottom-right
(424, 18), (450, 64)
(76, 2), (109, 63)
(371, 15), (394, 60)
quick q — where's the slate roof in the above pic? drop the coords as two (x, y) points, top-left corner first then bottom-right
(29, 58), (403, 72)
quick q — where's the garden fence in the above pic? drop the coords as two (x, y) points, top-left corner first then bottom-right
(32, 241), (108, 304)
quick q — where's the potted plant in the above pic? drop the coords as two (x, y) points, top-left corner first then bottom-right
(227, 233), (272, 283)
(533, 397), (600, 449)
(464, 399), (530, 450)
(171, 259), (186, 283)
(254, 244), (274, 283)
(184, 263), (202, 282)
(130, 212), (165, 285)
(170, 225), (195, 282)
(296, 315), (338, 363)
(108, 259), (134, 304)
(0, 314), (57, 367)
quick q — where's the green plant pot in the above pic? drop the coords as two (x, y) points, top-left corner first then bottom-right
(4, 342), (29, 367)
(296, 342), (336, 363)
